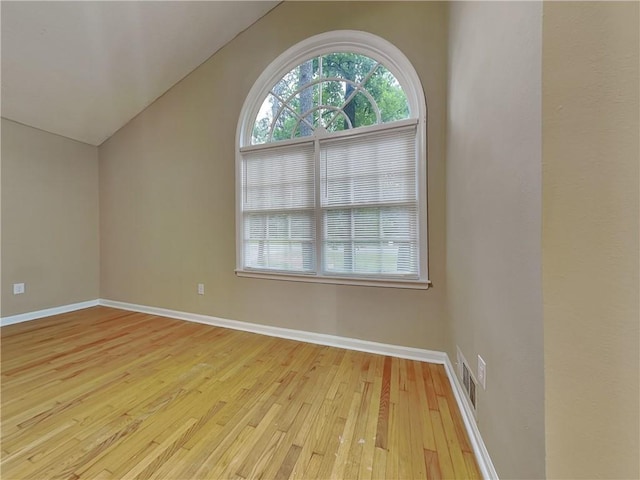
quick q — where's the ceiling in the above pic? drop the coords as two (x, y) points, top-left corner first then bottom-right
(1, 1), (279, 146)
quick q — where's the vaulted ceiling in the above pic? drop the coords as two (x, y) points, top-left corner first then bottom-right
(1, 1), (280, 146)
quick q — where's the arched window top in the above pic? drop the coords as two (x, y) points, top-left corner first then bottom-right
(251, 52), (410, 144)
(239, 30), (426, 148)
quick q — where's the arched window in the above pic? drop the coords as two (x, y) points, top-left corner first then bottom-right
(236, 31), (429, 288)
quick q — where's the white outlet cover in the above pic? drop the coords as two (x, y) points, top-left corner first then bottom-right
(477, 355), (487, 390)
(13, 283), (25, 295)
(197, 283), (205, 295)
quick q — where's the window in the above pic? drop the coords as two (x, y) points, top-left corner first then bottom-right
(236, 31), (429, 288)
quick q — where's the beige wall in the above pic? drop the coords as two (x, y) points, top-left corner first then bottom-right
(4, 2), (637, 476)
(99, 2), (450, 349)
(1, 119), (99, 317)
(446, 2), (544, 478)
(543, 2), (640, 478)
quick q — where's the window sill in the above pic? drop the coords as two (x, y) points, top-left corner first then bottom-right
(235, 270), (431, 290)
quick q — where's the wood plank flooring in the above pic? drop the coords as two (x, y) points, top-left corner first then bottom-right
(1, 306), (480, 479)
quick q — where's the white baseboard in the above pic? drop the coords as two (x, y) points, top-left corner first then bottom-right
(1, 297), (496, 478)
(98, 299), (448, 364)
(442, 357), (499, 479)
(0, 299), (99, 327)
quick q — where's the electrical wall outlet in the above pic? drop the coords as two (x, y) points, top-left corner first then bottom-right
(477, 355), (487, 390)
(13, 283), (25, 295)
(197, 283), (205, 295)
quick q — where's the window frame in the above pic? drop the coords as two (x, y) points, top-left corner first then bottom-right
(235, 30), (429, 289)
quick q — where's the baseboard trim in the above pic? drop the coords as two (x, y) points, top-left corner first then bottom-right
(98, 299), (447, 364)
(0, 299), (100, 327)
(442, 357), (499, 479)
(2, 297), (496, 478)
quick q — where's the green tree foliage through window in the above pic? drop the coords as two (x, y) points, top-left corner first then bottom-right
(252, 52), (410, 144)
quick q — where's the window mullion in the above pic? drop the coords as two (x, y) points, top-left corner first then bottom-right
(264, 214), (270, 266)
(378, 207), (383, 274)
(314, 137), (323, 275)
(348, 167), (355, 273)
(349, 208), (355, 274)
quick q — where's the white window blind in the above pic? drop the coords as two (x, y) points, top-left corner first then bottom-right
(241, 124), (419, 279)
(242, 142), (316, 272)
(320, 125), (419, 277)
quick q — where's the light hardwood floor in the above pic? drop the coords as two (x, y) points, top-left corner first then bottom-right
(1, 306), (480, 479)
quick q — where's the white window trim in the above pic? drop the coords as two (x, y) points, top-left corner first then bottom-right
(235, 30), (430, 289)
